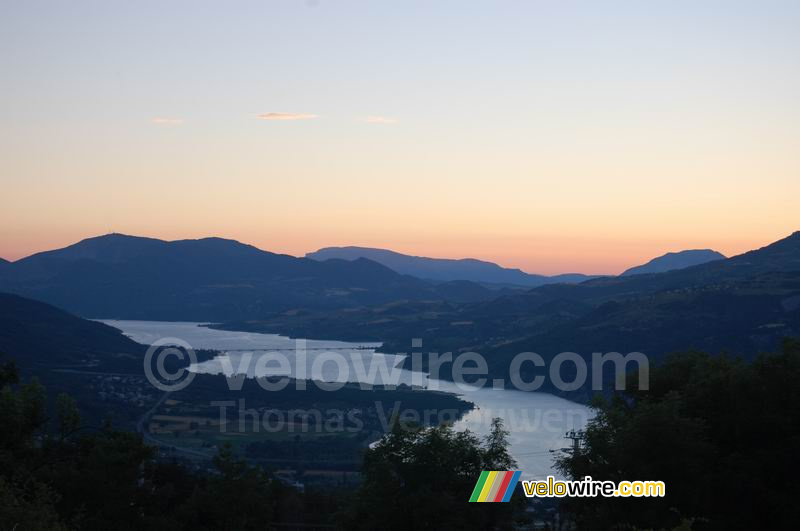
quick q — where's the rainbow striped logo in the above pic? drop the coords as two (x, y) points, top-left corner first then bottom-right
(469, 471), (521, 502)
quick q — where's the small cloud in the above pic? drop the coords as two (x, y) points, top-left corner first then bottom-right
(257, 112), (318, 121)
(152, 117), (183, 125)
(360, 116), (397, 124)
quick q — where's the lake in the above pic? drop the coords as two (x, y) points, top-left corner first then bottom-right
(103, 320), (591, 479)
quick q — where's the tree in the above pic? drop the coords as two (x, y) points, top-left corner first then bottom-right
(176, 443), (274, 530)
(557, 339), (800, 530)
(0, 357), (67, 530)
(341, 418), (521, 530)
(0, 353), (353, 530)
(56, 393), (81, 440)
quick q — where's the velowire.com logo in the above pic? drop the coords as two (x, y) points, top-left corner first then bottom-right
(469, 471), (521, 502)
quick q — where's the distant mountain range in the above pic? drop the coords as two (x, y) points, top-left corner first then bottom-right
(0, 231), (792, 332)
(0, 234), (500, 321)
(621, 249), (725, 276)
(2, 231), (799, 403)
(307, 246), (728, 287)
(307, 246), (595, 287)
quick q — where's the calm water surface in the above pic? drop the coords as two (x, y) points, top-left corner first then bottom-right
(103, 320), (592, 478)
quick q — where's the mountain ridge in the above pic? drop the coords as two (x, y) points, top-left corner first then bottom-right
(621, 249), (726, 276)
(307, 245), (596, 287)
(0, 234), (499, 320)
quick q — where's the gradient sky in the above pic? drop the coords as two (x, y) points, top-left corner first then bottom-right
(1, 1), (798, 274)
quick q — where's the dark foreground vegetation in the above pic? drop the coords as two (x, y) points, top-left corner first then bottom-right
(0, 355), (520, 530)
(557, 338), (800, 530)
(4, 340), (800, 529)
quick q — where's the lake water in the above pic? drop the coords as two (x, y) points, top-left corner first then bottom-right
(103, 320), (591, 479)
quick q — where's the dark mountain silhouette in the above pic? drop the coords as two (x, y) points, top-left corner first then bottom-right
(0, 234), (496, 321)
(0, 291), (143, 369)
(621, 249), (725, 276)
(307, 246), (595, 287)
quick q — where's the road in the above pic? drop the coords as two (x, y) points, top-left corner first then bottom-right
(136, 390), (212, 459)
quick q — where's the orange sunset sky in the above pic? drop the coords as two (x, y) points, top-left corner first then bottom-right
(1, 1), (798, 275)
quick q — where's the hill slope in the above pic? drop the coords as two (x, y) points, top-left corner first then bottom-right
(480, 271), (800, 401)
(621, 249), (725, 276)
(307, 246), (595, 286)
(0, 292), (143, 369)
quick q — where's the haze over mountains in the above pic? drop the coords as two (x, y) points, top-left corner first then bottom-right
(308, 246), (729, 286)
(307, 246), (596, 287)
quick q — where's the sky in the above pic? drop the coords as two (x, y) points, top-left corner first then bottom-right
(1, 0), (798, 275)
